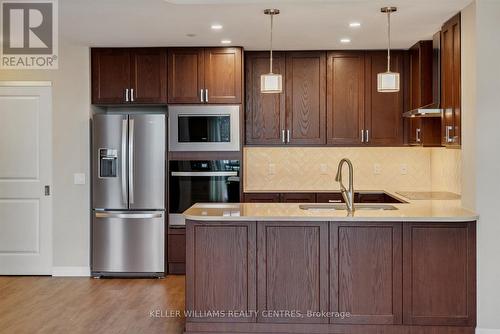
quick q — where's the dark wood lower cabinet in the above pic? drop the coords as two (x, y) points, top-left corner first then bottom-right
(185, 220), (476, 333)
(167, 229), (186, 274)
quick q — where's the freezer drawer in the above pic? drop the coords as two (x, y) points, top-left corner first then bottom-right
(92, 211), (165, 274)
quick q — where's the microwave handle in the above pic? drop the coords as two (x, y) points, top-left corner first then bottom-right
(171, 171), (238, 177)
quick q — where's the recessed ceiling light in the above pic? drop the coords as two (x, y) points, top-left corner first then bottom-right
(221, 39), (232, 44)
(349, 22), (361, 28)
(340, 38), (351, 43)
(211, 24), (223, 30)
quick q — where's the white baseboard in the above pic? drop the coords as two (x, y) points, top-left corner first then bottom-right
(477, 329), (500, 334)
(52, 266), (90, 277)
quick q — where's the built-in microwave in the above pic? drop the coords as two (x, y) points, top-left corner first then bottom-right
(168, 105), (240, 151)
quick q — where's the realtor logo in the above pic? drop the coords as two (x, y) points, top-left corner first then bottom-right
(1, 0), (58, 69)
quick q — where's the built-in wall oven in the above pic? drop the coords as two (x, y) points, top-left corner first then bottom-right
(168, 105), (240, 152)
(169, 160), (240, 228)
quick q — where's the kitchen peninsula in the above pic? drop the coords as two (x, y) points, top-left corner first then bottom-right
(183, 195), (477, 334)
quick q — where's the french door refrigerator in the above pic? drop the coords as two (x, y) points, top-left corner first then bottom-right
(91, 113), (165, 277)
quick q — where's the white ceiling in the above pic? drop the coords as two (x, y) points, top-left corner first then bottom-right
(60, 0), (472, 50)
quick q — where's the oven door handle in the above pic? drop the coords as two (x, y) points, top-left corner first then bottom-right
(171, 171), (238, 177)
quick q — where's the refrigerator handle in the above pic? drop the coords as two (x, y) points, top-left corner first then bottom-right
(129, 118), (135, 204)
(121, 119), (128, 205)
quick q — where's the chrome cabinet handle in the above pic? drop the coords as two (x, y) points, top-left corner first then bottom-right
(125, 88), (129, 102)
(328, 199), (342, 203)
(365, 130), (369, 143)
(95, 212), (163, 219)
(445, 125), (453, 143)
(128, 119), (135, 204)
(121, 119), (127, 204)
(361, 129), (365, 143)
(416, 128), (421, 143)
(130, 88), (134, 102)
(205, 89), (208, 102)
(286, 129), (290, 143)
(281, 130), (286, 143)
(200, 89), (204, 103)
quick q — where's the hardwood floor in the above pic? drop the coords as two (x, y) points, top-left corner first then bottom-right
(0, 276), (185, 334)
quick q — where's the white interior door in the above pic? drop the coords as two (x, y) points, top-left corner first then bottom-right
(0, 82), (52, 275)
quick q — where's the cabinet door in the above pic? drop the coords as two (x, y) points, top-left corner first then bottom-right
(364, 51), (405, 146)
(186, 221), (256, 322)
(167, 230), (185, 274)
(245, 52), (286, 145)
(327, 52), (365, 145)
(281, 193), (316, 203)
(330, 222), (402, 325)
(91, 48), (130, 104)
(130, 48), (167, 103)
(403, 222), (476, 326)
(408, 117), (422, 145)
(441, 14), (461, 146)
(167, 48), (204, 103)
(243, 192), (281, 203)
(285, 52), (327, 145)
(205, 47), (242, 104)
(257, 221), (329, 323)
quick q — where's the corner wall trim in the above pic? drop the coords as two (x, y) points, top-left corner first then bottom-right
(52, 266), (91, 277)
(476, 329), (500, 334)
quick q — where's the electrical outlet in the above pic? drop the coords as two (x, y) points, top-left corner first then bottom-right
(268, 163), (276, 175)
(373, 163), (382, 175)
(320, 163), (328, 174)
(400, 164), (408, 175)
(73, 173), (86, 185)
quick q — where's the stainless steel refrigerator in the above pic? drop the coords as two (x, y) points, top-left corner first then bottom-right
(91, 113), (165, 277)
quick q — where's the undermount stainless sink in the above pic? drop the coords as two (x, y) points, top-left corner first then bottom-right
(299, 204), (398, 211)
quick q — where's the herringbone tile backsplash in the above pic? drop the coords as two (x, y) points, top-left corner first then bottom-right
(244, 147), (461, 193)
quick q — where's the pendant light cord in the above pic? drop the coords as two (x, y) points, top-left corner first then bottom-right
(386, 10), (391, 72)
(270, 13), (274, 73)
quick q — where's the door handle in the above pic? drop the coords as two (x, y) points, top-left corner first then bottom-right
(361, 129), (365, 143)
(365, 130), (369, 143)
(281, 130), (286, 143)
(445, 125), (453, 143)
(95, 212), (163, 219)
(128, 119), (135, 204)
(121, 119), (128, 205)
(328, 199), (342, 203)
(130, 88), (134, 102)
(125, 88), (129, 102)
(286, 129), (290, 143)
(205, 89), (208, 102)
(416, 128), (421, 143)
(200, 89), (204, 103)
(171, 171), (238, 177)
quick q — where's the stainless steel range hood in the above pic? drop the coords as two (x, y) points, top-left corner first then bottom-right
(404, 32), (443, 118)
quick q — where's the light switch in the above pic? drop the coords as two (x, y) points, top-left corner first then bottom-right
(268, 163), (276, 175)
(74, 173), (86, 185)
(400, 164), (408, 175)
(373, 163), (382, 175)
(320, 163), (328, 174)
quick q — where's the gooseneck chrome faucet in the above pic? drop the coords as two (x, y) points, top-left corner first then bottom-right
(335, 158), (355, 213)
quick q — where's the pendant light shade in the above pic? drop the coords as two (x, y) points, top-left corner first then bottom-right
(261, 8), (282, 94)
(377, 6), (400, 93)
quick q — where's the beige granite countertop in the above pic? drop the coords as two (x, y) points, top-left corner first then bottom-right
(183, 191), (478, 222)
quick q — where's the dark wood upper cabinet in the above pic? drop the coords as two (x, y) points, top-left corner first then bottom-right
(331, 222), (402, 325)
(403, 222), (476, 326)
(286, 52), (327, 145)
(167, 48), (205, 103)
(91, 48), (131, 104)
(364, 50), (405, 146)
(91, 48), (167, 105)
(327, 52), (365, 145)
(245, 52), (286, 145)
(205, 48), (242, 104)
(441, 13), (461, 147)
(130, 48), (167, 104)
(168, 47), (242, 104)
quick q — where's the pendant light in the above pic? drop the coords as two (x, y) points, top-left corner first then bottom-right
(377, 6), (400, 93)
(261, 9), (282, 93)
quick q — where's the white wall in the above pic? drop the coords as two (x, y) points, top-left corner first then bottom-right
(0, 43), (90, 268)
(462, 0), (500, 331)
